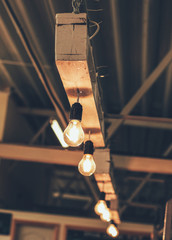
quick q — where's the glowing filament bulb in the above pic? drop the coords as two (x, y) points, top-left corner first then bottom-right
(94, 200), (107, 215)
(78, 154), (96, 176)
(78, 140), (96, 176)
(106, 221), (119, 238)
(64, 120), (84, 147)
(100, 207), (112, 222)
(63, 102), (84, 147)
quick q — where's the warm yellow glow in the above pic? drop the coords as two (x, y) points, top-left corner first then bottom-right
(63, 119), (84, 147)
(50, 120), (69, 148)
(106, 224), (119, 238)
(100, 207), (112, 222)
(94, 200), (107, 215)
(78, 154), (96, 176)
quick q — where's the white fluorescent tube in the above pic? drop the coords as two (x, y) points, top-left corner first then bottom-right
(50, 119), (69, 148)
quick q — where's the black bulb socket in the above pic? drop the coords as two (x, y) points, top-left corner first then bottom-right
(106, 200), (110, 209)
(99, 192), (105, 201)
(70, 102), (83, 121)
(84, 140), (94, 155)
(110, 220), (117, 227)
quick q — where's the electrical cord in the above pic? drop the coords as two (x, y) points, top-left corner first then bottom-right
(89, 20), (100, 40)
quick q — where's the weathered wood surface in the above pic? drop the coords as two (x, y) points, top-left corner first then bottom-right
(55, 13), (104, 147)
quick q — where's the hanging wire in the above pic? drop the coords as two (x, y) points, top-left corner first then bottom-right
(72, 0), (83, 14)
(77, 89), (80, 102)
(89, 130), (91, 140)
(89, 20), (100, 40)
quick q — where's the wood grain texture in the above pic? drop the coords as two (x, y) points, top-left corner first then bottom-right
(55, 13), (104, 147)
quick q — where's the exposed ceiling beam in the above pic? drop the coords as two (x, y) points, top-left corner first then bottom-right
(118, 144), (172, 215)
(0, 64), (29, 106)
(18, 107), (56, 117)
(0, 209), (154, 234)
(163, 28), (172, 116)
(107, 49), (172, 141)
(163, 62), (172, 116)
(141, 0), (150, 112)
(0, 90), (10, 141)
(2, 0), (67, 128)
(106, 114), (172, 130)
(109, 0), (124, 106)
(0, 59), (53, 69)
(52, 192), (91, 202)
(120, 173), (152, 215)
(126, 176), (164, 183)
(121, 201), (160, 210)
(0, 17), (47, 106)
(19, 107), (172, 130)
(0, 144), (172, 174)
(112, 155), (172, 174)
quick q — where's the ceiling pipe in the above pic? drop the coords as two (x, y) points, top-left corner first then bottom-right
(2, 0), (67, 128)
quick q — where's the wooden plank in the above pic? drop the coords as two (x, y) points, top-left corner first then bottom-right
(0, 209), (154, 235)
(0, 144), (81, 166)
(55, 13), (104, 147)
(1, 144), (172, 174)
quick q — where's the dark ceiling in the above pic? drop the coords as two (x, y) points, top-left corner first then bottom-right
(0, 0), (172, 234)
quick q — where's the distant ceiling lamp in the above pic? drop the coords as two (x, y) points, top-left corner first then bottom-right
(78, 139), (96, 176)
(106, 220), (119, 238)
(100, 200), (112, 222)
(63, 91), (85, 147)
(50, 119), (69, 148)
(94, 191), (107, 215)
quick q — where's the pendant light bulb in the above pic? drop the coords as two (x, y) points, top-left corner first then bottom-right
(100, 201), (112, 222)
(78, 140), (96, 176)
(63, 102), (84, 147)
(94, 192), (107, 215)
(106, 221), (119, 238)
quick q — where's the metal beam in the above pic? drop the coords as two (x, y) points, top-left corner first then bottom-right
(18, 107), (56, 117)
(106, 114), (172, 130)
(52, 192), (91, 202)
(0, 90), (10, 141)
(107, 49), (172, 141)
(0, 209), (154, 234)
(112, 155), (172, 174)
(0, 17), (47, 106)
(122, 201), (160, 210)
(29, 119), (50, 145)
(0, 59), (53, 69)
(126, 176), (164, 184)
(118, 144), (172, 215)
(2, 0), (67, 128)
(120, 173), (152, 214)
(109, 0), (124, 106)
(0, 144), (172, 174)
(141, 0), (150, 112)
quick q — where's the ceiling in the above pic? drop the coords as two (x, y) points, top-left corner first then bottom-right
(0, 0), (172, 234)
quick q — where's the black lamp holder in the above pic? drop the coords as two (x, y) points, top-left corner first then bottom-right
(110, 220), (117, 227)
(99, 191), (105, 201)
(84, 140), (94, 155)
(70, 102), (83, 121)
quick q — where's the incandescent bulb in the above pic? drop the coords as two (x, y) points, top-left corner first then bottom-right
(106, 221), (119, 238)
(64, 119), (84, 147)
(78, 154), (96, 176)
(94, 200), (107, 215)
(100, 207), (112, 222)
